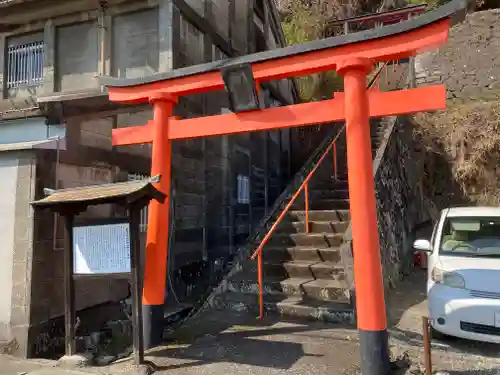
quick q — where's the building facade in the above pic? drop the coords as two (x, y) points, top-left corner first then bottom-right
(0, 0), (297, 358)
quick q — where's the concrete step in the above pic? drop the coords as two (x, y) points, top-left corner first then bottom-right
(307, 199), (350, 210)
(283, 261), (345, 280)
(268, 232), (343, 247)
(275, 296), (354, 324)
(313, 170), (349, 181)
(227, 276), (349, 303)
(212, 292), (355, 325)
(311, 189), (349, 200)
(287, 209), (350, 222)
(282, 277), (349, 302)
(311, 179), (349, 191)
(275, 220), (349, 234)
(241, 260), (345, 280)
(264, 246), (343, 263)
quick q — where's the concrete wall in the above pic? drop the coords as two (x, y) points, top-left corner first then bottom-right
(56, 21), (99, 91)
(0, 151), (37, 357)
(209, 0), (230, 40)
(0, 0), (173, 101)
(74, 117), (113, 151)
(0, 155), (19, 340)
(116, 109), (154, 158)
(112, 7), (159, 78)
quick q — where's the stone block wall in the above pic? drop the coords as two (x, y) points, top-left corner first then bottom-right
(372, 117), (428, 288)
(415, 9), (500, 100)
(340, 116), (429, 296)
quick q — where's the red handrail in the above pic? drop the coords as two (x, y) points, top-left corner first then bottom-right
(250, 125), (345, 318)
(251, 62), (389, 319)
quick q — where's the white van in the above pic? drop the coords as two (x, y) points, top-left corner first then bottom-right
(414, 207), (500, 343)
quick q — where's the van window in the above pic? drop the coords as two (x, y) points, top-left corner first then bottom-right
(439, 217), (500, 258)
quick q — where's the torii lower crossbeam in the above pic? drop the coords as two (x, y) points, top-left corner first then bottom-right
(111, 86), (445, 145)
(99, 2), (466, 374)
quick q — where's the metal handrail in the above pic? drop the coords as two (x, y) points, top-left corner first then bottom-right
(250, 60), (393, 319)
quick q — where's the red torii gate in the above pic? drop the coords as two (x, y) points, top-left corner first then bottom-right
(99, 1), (465, 374)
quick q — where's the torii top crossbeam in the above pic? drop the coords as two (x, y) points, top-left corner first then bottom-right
(99, 0), (466, 370)
(100, 1), (465, 102)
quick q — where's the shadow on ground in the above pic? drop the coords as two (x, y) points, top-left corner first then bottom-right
(145, 312), (360, 373)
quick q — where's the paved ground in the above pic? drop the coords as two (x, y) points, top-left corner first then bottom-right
(0, 356), (96, 375)
(2, 269), (500, 375)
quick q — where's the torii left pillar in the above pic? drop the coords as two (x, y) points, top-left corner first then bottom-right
(141, 93), (177, 349)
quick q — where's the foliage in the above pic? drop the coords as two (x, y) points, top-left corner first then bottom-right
(277, 0), (411, 102)
(415, 98), (500, 206)
(280, 2), (343, 101)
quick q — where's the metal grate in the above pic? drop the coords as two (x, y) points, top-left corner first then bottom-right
(460, 321), (500, 336)
(7, 41), (44, 89)
(128, 173), (149, 232)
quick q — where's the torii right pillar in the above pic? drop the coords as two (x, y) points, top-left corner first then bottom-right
(338, 57), (390, 375)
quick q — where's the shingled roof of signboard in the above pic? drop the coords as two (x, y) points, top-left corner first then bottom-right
(31, 176), (165, 209)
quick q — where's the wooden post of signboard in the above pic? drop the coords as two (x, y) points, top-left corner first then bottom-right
(63, 212), (76, 356)
(129, 202), (145, 365)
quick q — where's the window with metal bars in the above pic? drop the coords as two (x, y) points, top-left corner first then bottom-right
(6, 41), (44, 89)
(237, 175), (250, 204)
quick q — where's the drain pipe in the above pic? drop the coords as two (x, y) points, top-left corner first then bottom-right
(51, 135), (61, 252)
(98, 0), (108, 77)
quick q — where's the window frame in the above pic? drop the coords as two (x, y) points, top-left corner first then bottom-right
(6, 38), (45, 89)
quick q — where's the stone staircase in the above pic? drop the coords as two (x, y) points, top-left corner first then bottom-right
(205, 58), (408, 325)
(211, 117), (391, 324)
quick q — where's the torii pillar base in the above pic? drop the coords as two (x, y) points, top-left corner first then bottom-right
(338, 58), (390, 375)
